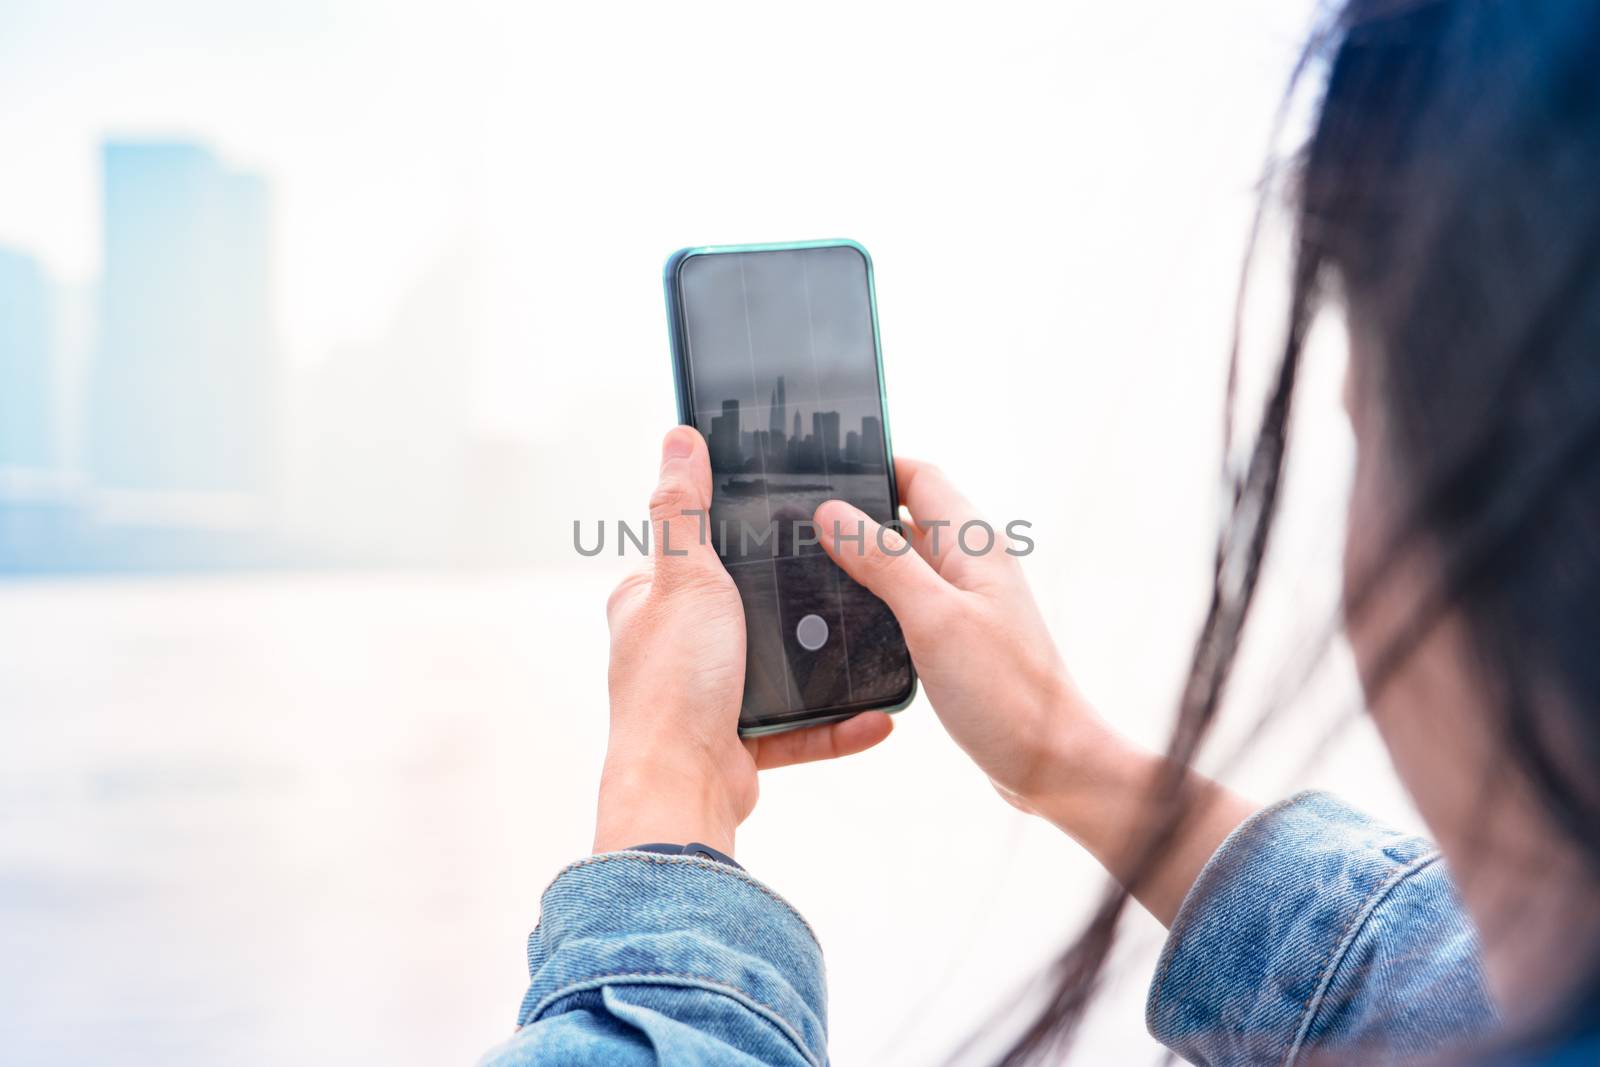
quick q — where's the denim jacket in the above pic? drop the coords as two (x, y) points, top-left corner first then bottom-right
(479, 793), (1533, 1066)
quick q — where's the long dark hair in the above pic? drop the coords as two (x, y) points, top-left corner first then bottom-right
(1001, 1), (1600, 1061)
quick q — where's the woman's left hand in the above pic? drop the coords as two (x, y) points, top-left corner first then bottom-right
(593, 426), (895, 857)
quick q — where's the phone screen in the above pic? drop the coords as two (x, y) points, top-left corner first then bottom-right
(669, 243), (914, 732)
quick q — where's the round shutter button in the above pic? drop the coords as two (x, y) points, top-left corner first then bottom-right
(795, 613), (829, 651)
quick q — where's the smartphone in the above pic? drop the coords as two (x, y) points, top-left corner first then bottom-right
(663, 240), (917, 736)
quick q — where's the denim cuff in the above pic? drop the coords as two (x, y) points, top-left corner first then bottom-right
(1146, 791), (1445, 1066)
(517, 851), (827, 1060)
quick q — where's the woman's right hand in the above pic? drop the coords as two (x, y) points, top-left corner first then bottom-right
(814, 458), (1113, 810)
(817, 459), (1256, 925)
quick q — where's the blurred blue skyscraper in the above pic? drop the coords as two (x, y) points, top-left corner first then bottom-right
(0, 248), (55, 471)
(3, 136), (529, 573)
(92, 142), (278, 495)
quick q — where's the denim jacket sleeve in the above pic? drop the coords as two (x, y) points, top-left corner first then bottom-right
(1147, 791), (1499, 1066)
(477, 851), (828, 1067)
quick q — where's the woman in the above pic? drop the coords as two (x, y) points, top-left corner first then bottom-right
(481, 1), (1600, 1063)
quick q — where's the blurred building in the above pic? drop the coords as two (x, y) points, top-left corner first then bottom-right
(766, 376), (787, 466)
(284, 247), (538, 568)
(861, 415), (884, 470)
(3, 139), (541, 574)
(813, 410), (840, 466)
(0, 247), (79, 571)
(709, 399), (742, 470)
(91, 142), (278, 497)
(0, 247), (56, 472)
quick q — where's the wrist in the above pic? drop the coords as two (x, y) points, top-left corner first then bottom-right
(1000, 669), (1125, 801)
(593, 752), (745, 857)
(1014, 700), (1162, 840)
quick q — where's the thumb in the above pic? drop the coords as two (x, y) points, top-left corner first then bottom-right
(650, 427), (720, 589)
(814, 499), (951, 633)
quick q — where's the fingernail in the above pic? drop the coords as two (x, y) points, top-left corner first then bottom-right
(662, 429), (694, 463)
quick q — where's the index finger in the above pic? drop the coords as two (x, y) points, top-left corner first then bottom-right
(894, 457), (984, 571)
(895, 457), (981, 528)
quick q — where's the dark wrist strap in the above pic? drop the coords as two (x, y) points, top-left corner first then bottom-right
(629, 842), (743, 870)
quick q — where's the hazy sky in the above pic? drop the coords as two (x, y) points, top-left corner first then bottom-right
(0, 1), (487, 359)
(0, 0), (1343, 596)
(0, 0), (1316, 436)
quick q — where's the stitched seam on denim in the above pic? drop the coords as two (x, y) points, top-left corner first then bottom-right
(1145, 790), (1322, 1037)
(1280, 849), (1443, 1067)
(541, 851), (824, 952)
(525, 971), (823, 1067)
